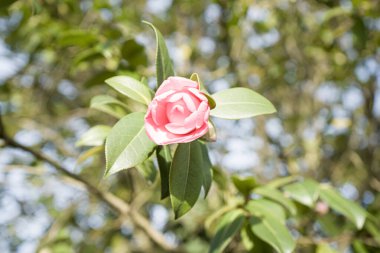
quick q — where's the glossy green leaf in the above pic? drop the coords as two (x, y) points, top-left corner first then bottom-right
(76, 125), (111, 147)
(105, 75), (153, 105)
(232, 175), (257, 197)
(90, 95), (128, 119)
(105, 112), (156, 176)
(156, 145), (172, 199)
(246, 199), (287, 222)
(283, 179), (319, 207)
(143, 21), (175, 87)
(169, 141), (204, 218)
(210, 87), (276, 119)
(200, 142), (212, 197)
(209, 209), (245, 253)
(319, 185), (366, 229)
(254, 186), (297, 215)
(249, 214), (295, 253)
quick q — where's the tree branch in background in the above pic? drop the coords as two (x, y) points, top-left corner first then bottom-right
(0, 113), (176, 252)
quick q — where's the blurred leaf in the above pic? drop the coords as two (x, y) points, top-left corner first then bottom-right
(319, 185), (367, 229)
(249, 214), (295, 253)
(352, 240), (369, 253)
(57, 30), (98, 47)
(266, 176), (299, 188)
(316, 243), (339, 253)
(143, 21), (175, 88)
(246, 199), (287, 222)
(210, 88), (276, 119)
(105, 112), (156, 176)
(209, 209), (245, 253)
(232, 175), (257, 197)
(77, 146), (103, 164)
(84, 71), (116, 87)
(136, 159), (156, 184)
(254, 186), (297, 216)
(121, 39), (148, 69)
(90, 95), (128, 118)
(283, 179), (319, 207)
(157, 145), (172, 199)
(105, 75), (153, 105)
(170, 141), (204, 218)
(241, 224), (273, 253)
(76, 125), (111, 147)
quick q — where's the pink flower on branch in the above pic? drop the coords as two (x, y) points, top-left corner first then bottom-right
(145, 76), (210, 145)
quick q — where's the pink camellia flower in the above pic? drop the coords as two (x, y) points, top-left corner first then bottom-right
(144, 76), (210, 145)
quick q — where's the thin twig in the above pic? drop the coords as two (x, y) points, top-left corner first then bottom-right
(0, 113), (176, 252)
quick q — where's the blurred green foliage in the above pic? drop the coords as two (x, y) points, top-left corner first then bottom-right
(0, 0), (380, 252)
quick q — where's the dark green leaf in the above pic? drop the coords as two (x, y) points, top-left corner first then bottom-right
(169, 141), (205, 218)
(200, 142), (212, 197)
(209, 209), (245, 253)
(156, 145), (172, 199)
(143, 21), (175, 88)
(105, 112), (156, 176)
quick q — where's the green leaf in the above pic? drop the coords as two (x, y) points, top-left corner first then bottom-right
(190, 73), (216, 109)
(105, 112), (156, 176)
(105, 75), (153, 105)
(76, 125), (111, 147)
(246, 199), (287, 222)
(283, 179), (319, 207)
(210, 87), (276, 119)
(200, 142), (212, 197)
(232, 175), (257, 197)
(319, 185), (366, 229)
(90, 95), (128, 119)
(201, 121), (217, 142)
(143, 21), (175, 88)
(169, 141), (205, 218)
(136, 159), (157, 184)
(249, 214), (295, 253)
(156, 145), (172, 199)
(316, 243), (339, 253)
(209, 209), (245, 253)
(253, 186), (297, 216)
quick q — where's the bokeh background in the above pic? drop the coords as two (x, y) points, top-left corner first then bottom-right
(0, 0), (379, 252)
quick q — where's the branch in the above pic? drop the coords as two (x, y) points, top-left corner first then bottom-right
(0, 113), (176, 252)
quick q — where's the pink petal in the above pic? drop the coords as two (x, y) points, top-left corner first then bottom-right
(165, 122), (194, 135)
(155, 77), (198, 97)
(188, 87), (208, 102)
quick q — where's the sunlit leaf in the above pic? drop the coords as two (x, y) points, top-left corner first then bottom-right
(105, 112), (156, 176)
(210, 87), (276, 119)
(90, 95), (128, 119)
(105, 75), (153, 105)
(319, 185), (366, 229)
(76, 125), (111, 147)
